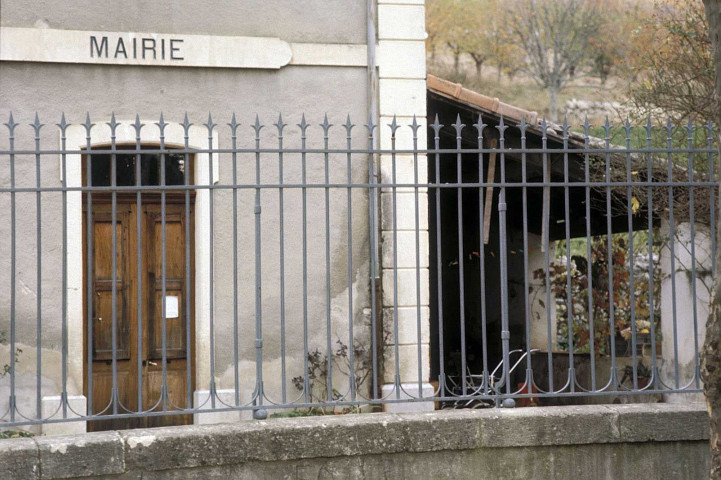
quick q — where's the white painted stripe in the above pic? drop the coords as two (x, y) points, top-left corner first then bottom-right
(289, 43), (367, 67)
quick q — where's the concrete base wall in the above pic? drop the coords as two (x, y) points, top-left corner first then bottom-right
(0, 404), (709, 480)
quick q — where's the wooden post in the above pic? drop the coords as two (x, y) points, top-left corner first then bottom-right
(541, 155), (551, 252)
(483, 139), (498, 245)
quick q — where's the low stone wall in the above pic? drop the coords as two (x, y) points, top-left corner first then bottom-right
(0, 403), (709, 479)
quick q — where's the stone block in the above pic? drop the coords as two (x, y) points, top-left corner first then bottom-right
(381, 267), (430, 307)
(41, 395), (87, 436)
(381, 230), (429, 269)
(381, 191), (429, 231)
(378, 4), (426, 40)
(379, 115), (428, 150)
(383, 306), (430, 345)
(477, 405), (620, 448)
(193, 389), (244, 425)
(378, 40), (426, 79)
(612, 403), (709, 442)
(382, 344), (431, 384)
(36, 431), (124, 478)
(380, 154), (428, 192)
(381, 383), (436, 414)
(379, 79), (426, 117)
(0, 437), (39, 480)
(122, 416), (411, 471)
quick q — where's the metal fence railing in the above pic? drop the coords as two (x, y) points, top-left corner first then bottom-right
(0, 112), (715, 429)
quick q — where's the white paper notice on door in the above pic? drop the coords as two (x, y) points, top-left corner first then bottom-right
(165, 296), (179, 319)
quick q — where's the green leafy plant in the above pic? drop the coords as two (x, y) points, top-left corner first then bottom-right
(0, 430), (33, 439)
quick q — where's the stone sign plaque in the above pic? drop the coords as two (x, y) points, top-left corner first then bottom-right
(0, 27), (293, 69)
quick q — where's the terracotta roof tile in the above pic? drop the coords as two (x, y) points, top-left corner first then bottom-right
(427, 74), (539, 126)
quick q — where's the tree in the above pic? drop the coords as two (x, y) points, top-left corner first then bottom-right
(585, 0), (647, 86)
(507, 0), (604, 121)
(426, 0), (499, 78)
(701, 1), (721, 477)
(482, 5), (526, 81)
(440, 0), (489, 76)
(629, 0), (716, 123)
(426, 0), (451, 65)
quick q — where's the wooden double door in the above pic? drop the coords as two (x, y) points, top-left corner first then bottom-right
(84, 199), (194, 431)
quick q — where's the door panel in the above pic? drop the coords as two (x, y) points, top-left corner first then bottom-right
(85, 200), (194, 431)
(148, 210), (188, 360)
(91, 213), (130, 361)
(142, 361), (191, 428)
(142, 205), (193, 428)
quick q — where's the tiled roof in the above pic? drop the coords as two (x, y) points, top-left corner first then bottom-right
(427, 74), (539, 126)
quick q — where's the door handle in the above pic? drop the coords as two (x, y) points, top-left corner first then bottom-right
(142, 360), (158, 366)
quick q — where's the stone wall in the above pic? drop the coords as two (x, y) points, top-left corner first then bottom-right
(0, 404), (709, 479)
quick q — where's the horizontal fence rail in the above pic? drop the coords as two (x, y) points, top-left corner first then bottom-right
(0, 111), (716, 429)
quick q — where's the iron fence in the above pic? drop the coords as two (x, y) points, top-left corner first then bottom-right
(0, 111), (716, 429)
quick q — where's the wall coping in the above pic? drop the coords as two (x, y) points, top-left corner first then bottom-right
(0, 403), (709, 479)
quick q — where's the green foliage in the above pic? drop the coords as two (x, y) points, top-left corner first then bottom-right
(0, 430), (33, 439)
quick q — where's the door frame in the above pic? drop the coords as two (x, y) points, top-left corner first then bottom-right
(64, 121), (219, 421)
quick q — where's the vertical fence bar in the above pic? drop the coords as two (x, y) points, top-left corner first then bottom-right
(182, 115), (192, 410)
(411, 117), (423, 396)
(322, 115), (333, 401)
(561, 119), (575, 393)
(58, 115), (69, 418)
(205, 115), (217, 406)
(299, 115), (311, 403)
(583, 118), (596, 391)
(390, 117), (401, 397)
(431, 117), (445, 398)
(604, 119), (619, 390)
(344, 116), (356, 401)
(519, 118), (533, 394)
(452, 116), (467, 397)
(496, 117), (512, 399)
(541, 119), (554, 393)
(624, 120), (639, 390)
(366, 117), (379, 401)
(157, 114), (169, 411)
(108, 114), (119, 415)
(473, 116), (490, 395)
(412, 118), (424, 396)
(645, 118), (659, 390)
(84, 114), (94, 417)
(252, 116), (266, 419)
(666, 118), (680, 389)
(686, 120), (700, 388)
(133, 116), (144, 413)
(275, 114), (288, 404)
(229, 115), (240, 406)
(32, 114), (44, 420)
(6, 114), (17, 423)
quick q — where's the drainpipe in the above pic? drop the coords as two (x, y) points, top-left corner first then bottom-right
(367, 0), (383, 403)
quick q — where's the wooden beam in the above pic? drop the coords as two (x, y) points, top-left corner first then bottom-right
(483, 138), (498, 245)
